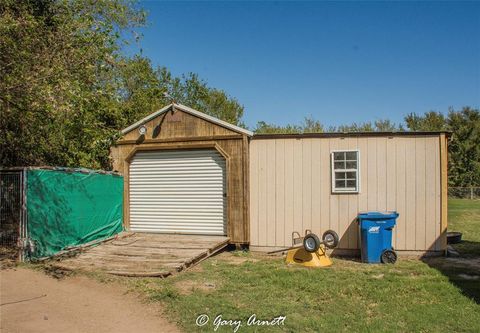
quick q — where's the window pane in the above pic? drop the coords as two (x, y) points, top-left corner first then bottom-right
(335, 172), (347, 180)
(331, 150), (359, 193)
(335, 180), (346, 188)
(346, 161), (357, 169)
(346, 171), (356, 179)
(346, 179), (357, 188)
(346, 151), (357, 160)
(334, 152), (345, 161)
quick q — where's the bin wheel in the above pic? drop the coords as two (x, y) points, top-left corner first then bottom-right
(303, 233), (321, 253)
(322, 230), (339, 249)
(381, 250), (397, 264)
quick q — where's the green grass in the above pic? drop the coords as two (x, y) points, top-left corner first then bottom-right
(29, 199), (480, 332)
(108, 199), (480, 332)
(119, 199), (479, 332)
(448, 199), (480, 256)
(123, 255), (480, 333)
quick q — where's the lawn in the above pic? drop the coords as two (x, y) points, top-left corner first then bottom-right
(108, 199), (480, 333)
(448, 198), (480, 256)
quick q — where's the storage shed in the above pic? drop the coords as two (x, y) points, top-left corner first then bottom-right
(110, 103), (252, 244)
(111, 103), (449, 255)
(249, 133), (449, 256)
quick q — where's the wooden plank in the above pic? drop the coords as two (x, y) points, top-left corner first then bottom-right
(117, 135), (242, 145)
(266, 140), (276, 246)
(425, 137), (438, 250)
(439, 133), (448, 251)
(293, 139), (303, 235)
(395, 137), (407, 250)
(258, 141), (268, 246)
(405, 138), (416, 250)
(434, 136), (441, 251)
(275, 139), (286, 247)
(284, 140), (295, 246)
(302, 139), (312, 232)
(347, 137), (359, 249)
(367, 137), (377, 211)
(385, 137), (396, 247)
(357, 138), (368, 213)
(319, 140), (330, 238)
(249, 141), (259, 246)
(329, 139), (339, 233)
(336, 138), (349, 249)
(415, 137), (426, 250)
(242, 135), (250, 245)
(377, 137), (387, 211)
(311, 139), (321, 236)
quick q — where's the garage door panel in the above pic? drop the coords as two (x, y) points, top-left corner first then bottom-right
(129, 149), (226, 235)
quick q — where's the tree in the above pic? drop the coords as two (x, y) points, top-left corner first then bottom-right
(404, 107), (480, 187)
(159, 71), (244, 126)
(253, 116), (323, 134)
(0, 0), (245, 169)
(254, 118), (401, 134)
(254, 121), (302, 134)
(447, 107), (480, 187)
(111, 57), (245, 128)
(404, 111), (447, 131)
(0, 0), (146, 168)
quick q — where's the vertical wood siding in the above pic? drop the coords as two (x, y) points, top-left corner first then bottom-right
(249, 136), (443, 251)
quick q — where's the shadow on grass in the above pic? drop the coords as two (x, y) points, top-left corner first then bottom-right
(450, 241), (480, 258)
(422, 241), (480, 304)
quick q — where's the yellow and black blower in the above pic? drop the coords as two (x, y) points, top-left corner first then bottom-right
(270, 230), (339, 267)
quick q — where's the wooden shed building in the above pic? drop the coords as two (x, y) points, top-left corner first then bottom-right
(111, 103), (449, 255)
(110, 103), (252, 244)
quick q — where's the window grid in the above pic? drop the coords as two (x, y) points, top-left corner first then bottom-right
(331, 151), (360, 193)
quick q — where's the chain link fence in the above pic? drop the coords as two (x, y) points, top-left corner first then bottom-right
(448, 187), (480, 200)
(0, 170), (25, 260)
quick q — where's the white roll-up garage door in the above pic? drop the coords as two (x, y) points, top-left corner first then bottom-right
(129, 149), (227, 235)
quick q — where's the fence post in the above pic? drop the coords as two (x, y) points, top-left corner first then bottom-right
(471, 187), (474, 200)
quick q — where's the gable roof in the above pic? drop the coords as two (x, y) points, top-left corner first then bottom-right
(121, 103), (253, 136)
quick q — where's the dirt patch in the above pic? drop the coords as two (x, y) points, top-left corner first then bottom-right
(1, 267), (180, 333)
(174, 280), (218, 295)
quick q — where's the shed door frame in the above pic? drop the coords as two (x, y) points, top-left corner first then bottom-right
(124, 143), (230, 235)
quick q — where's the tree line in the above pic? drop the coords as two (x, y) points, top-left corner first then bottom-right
(1, 1), (478, 187)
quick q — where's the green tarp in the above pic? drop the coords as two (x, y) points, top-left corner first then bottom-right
(26, 169), (123, 259)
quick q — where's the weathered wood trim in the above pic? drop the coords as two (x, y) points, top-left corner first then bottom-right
(116, 134), (242, 145)
(439, 133), (448, 251)
(125, 143), (219, 163)
(242, 135), (250, 244)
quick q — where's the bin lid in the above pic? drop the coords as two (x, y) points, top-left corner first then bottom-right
(358, 211), (398, 220)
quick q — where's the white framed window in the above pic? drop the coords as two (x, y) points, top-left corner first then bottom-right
(331, 150), (360, 193)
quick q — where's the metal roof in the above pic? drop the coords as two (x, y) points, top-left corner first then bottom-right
(120, 103), (253, 137)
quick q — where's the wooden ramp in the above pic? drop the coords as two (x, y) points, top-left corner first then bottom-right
(55, 233), (229, 277)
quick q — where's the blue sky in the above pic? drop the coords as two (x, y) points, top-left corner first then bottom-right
(130, 1), (480, 129)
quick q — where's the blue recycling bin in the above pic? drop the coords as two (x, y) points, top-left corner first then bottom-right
(358, 212), (398, 264)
